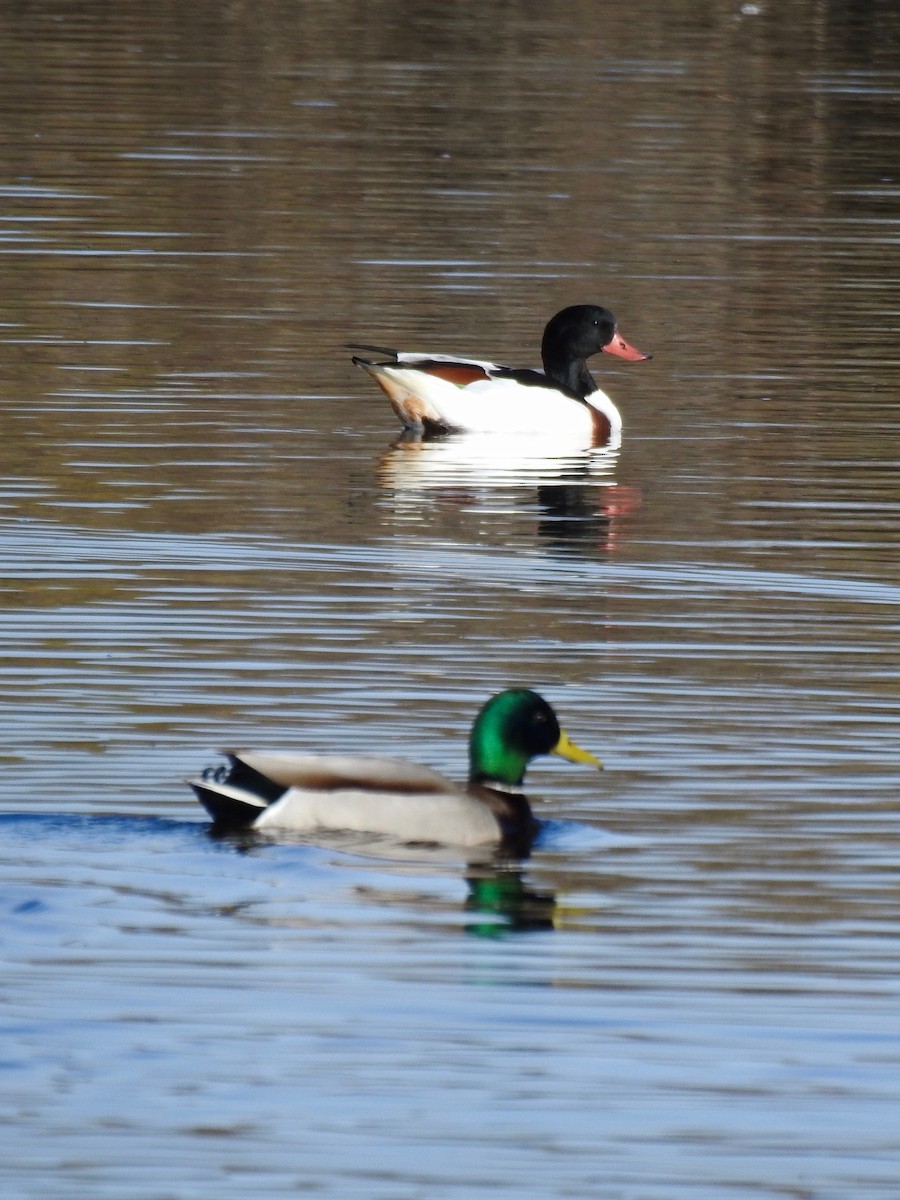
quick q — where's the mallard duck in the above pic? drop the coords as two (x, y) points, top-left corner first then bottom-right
(350, 304), (650, 443)
(188, 689), (601, 850)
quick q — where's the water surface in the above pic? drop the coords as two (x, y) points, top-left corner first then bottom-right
(1, 1), (899, 1197)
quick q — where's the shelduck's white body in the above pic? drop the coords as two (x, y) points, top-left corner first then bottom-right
(351, 304), (649, 446)
(360, 357), (623, 443)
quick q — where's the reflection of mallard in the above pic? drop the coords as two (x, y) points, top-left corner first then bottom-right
(466, 870), (558, 935)
(188, 690), (600, 851)
(350, 305), (650, 444)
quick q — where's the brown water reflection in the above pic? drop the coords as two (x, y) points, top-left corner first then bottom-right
(1, 1), (899, 1198)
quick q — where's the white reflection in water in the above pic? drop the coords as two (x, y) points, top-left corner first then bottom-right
(378, 429), (620, 489)
(377, 430), (634, 554)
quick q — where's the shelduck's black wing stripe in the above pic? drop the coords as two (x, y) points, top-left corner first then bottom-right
(492, 367), (587, 403)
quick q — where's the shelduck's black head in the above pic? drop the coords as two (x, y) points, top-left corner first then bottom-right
(540, 304), (650, 397)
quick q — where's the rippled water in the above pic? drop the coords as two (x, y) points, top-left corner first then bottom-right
(2, 1), (899, 1197)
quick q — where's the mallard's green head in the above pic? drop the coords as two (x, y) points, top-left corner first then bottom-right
(468, 689), (601, 789)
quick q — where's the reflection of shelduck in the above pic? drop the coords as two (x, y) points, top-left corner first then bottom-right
(376, 434), (641, 559)
(378, 430), (619, 491)
(350, 304), (650, 445)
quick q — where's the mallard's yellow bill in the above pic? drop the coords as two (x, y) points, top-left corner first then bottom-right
(552, 730), (602, 769)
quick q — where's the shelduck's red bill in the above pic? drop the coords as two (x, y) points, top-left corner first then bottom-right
(602, 328), (651, 362)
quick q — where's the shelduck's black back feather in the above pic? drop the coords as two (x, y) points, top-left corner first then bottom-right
(345, 342), (400, 361)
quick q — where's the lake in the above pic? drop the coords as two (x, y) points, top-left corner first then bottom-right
(1, 1), (899, 1197)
